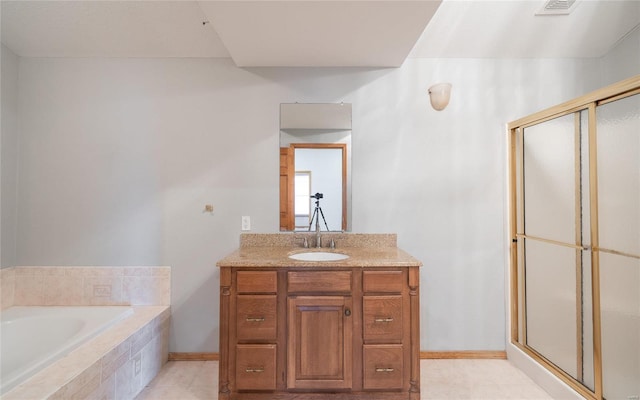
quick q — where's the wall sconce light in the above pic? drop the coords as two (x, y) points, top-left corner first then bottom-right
(428, 83), (452, 111)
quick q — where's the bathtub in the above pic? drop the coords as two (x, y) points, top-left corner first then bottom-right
(0, 306), (134, 395)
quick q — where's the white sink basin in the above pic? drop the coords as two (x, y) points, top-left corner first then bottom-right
(288, 251), (350, 262)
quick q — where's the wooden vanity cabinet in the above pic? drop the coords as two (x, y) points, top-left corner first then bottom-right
(218, 267), (420, 400)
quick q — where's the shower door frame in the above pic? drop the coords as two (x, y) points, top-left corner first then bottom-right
(507, 74), (640, 400)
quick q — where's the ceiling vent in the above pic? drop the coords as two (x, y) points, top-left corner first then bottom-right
(536, 0), (579, 16)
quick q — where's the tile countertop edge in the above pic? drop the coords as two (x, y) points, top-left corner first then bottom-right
(216, 246), (422, 268)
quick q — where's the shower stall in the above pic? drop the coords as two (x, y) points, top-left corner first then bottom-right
(508, 75), (640, 400)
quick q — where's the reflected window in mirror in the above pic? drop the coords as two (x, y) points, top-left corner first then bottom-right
(294, 171), (311, 230)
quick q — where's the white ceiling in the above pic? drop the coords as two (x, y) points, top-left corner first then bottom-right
(198, 1), (441, 66)
(1, 0), (639, 66)
(0, 1), (231, 58)
(409, 0), (640, 58)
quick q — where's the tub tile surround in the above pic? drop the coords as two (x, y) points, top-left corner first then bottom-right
(0, 266), (171, 400)
(0, 268), (16, 310)
(0, 266), (170, 310)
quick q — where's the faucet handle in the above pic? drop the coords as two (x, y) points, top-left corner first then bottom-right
(299, 237), (309, 248)
(330, 239), (336, 249)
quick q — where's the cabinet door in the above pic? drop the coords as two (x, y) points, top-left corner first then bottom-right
(287, 296), (353, 390)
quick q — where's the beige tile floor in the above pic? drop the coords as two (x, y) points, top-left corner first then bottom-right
(136, 359), (553, 400)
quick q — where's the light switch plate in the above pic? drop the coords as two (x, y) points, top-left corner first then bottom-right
(241, 216), (251, 231)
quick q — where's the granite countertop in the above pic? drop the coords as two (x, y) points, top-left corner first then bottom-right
(216, 246), (421, 268)
(217, 232), (422, 268)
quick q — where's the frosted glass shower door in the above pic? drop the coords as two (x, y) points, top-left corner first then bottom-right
(597, 93), (640, 400)
(521, 113), (593, 386)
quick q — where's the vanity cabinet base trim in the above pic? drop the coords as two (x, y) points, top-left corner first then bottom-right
(420, 351), (507, 359)
(167, 352), (219, 361)
(227, 393), (417, 400)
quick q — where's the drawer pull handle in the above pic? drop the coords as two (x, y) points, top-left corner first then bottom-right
(375, 367), (395, 373)
(245, 367), (265, 373)
(245, 317), (265, 322)
(374, 317), (394, 323)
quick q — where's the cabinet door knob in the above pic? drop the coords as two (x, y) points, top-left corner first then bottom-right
(344, 308), (351, 317)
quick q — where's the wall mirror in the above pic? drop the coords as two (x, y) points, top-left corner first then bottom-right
(279, 103), (352, 232)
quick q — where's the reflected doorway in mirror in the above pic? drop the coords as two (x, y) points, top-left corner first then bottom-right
(280, 143), (346, 231)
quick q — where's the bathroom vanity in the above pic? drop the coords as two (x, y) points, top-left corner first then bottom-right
(217, 234), (421, 400)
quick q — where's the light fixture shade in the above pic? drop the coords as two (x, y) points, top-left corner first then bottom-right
(428, 83), (452, 111)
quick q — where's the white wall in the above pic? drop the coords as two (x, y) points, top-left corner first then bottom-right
(8, 55), (606, 353)
(600, 25), (640, 87)
(1, 44), (19, 268)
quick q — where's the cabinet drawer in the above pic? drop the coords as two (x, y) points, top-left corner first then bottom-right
(236, 344), (277, 391)
(363, 345), (404, 390)
(237, 271), (277, 293)
(363, 271), (404, 293)
(363, 295), (403, 341)
(288, 271), (352, 293)
(237, 295), (277, 341)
